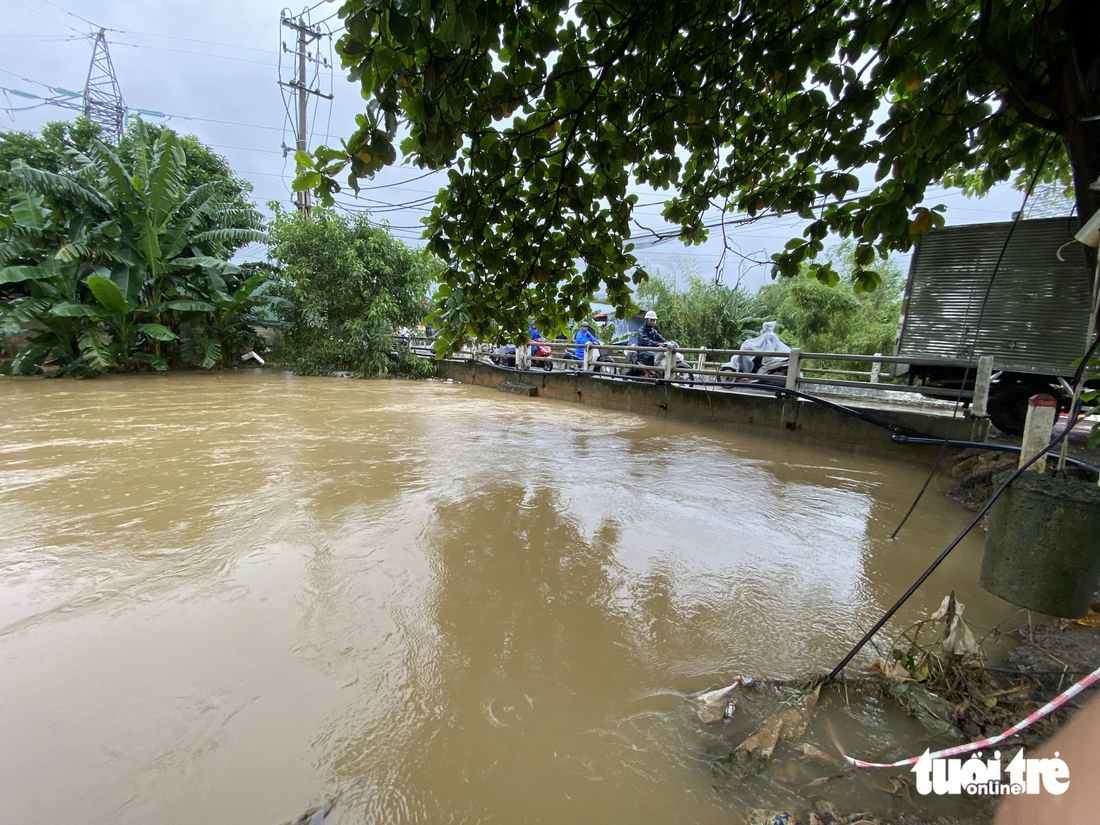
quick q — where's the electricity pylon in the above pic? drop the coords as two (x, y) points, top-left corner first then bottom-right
(82, 29), (126, 143)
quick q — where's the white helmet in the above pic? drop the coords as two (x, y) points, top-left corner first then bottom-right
(644, 310), (658, 320)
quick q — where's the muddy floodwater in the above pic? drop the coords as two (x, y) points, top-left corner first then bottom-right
(0, 372), (1018, 823)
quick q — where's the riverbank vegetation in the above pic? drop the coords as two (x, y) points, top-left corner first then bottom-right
(0, 119), (439, 380)
(0, 119), (272, 375)
(267, 206), (440, 378)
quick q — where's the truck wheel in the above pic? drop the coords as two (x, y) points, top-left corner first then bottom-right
(987, 383), (1052, 436)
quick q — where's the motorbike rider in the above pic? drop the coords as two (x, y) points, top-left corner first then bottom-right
(636, 310), (668, 366)
(572, 320), (599, 361)
(527, 319), (544, 356)
(738, 321), (790, 375)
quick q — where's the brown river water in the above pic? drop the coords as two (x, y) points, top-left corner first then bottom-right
(0, 372), (1020, 823)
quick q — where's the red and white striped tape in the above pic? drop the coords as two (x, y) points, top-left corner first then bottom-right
(844, 662), (1100, 769)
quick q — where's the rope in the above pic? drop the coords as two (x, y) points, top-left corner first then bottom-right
(844, 662), (1100, 769)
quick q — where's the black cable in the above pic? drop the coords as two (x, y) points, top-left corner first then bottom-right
(888, 140), (1056, 539)
(823, 329), (1100, 685)
(890, 435), (1100, 476)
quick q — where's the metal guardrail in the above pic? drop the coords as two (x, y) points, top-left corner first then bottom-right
(396, 336), (992, 416)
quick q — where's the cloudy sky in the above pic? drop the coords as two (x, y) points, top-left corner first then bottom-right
(1, 0), (1028, 290)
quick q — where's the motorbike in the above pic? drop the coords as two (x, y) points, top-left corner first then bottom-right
(717, 352), (790, 385)
(562, 346), (618, 373)
(487, 343), (517, 367)
(531, 340), (554, 370)
(624, 341), (692, 379)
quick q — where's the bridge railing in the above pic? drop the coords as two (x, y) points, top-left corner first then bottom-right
(398, 336), (993, 416)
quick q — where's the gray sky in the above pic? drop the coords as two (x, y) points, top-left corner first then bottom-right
(1, 0), (1031, 290)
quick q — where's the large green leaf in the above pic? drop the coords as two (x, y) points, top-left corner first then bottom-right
(199, 337), (222, 369)
(170, 256), (241, 276)
(191, 228), (270, 246)
(10, 342), (53, 375)
(103, 262), (144, 310)
(7, 163), (113, 213)
(10, 191), (49, 229)
(85, 273), (132, 318)
(133, 352), (169, 372)
(160, 299), (215, 312)
(0, 265), (55, 284)
(78, 327), (116, 371)
(135, 322), (177, 341)
(50, 301), (106, 317)
(147, 129), (184, 226)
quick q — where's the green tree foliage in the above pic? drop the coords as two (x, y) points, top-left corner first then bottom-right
(268, 206), (439, 378)
(303, 0), (1098, 352)
(757, 243), (904, 358)
(634, 262), (758, 349)
(0, 120), (272, 376)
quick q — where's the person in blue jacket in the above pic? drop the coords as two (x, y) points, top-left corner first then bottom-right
(527, 320), (543, 356)
(572, 320), (599, 361)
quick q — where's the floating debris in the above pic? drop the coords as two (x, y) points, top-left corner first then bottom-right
(728, 686), (821, 775)
(695, 675), (756, 724)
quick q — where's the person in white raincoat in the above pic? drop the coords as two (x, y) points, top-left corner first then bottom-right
(739, 321), (791, 374)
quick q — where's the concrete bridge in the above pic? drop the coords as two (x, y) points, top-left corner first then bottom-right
(436, 358), (989, 465)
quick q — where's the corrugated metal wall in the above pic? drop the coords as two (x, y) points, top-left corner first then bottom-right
(895, 217), (1093, 376)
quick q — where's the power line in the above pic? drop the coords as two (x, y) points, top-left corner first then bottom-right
(38, 0), (100, 29)
(205, 142), (284, 155)
(166, 113), (284, 132)
(114, 29), (274, 55)
(110, 40), (278, 68)
(0, 34), (84, 42)
(2, 0), (87, 35)
(0, 66), (285, 134)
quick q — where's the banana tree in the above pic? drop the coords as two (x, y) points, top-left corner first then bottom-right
(175, 269), (287, 368)
(0, 184), (122, 375)
(0, 120), (269, 375)
(50, 272), (183, 373)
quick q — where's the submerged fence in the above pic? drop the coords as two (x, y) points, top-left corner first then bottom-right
(399, 335), (994, 417)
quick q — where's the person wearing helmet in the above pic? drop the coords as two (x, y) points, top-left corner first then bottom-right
(572, 319), (599, 361)
(527, 319), (544, 356)
(636, 310), (667, 366)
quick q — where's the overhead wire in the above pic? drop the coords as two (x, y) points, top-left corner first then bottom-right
(111, 29), (274, 55)
(2, 0), (87, 35)
(110, 41), (278, 68)
(37, 0), (100, 29)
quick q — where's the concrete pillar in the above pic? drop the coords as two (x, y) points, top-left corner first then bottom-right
(870, 352), (882, 383)
(663, 345), (675, 380)
(785, 348), (801, 392)
(582, 341), (591, 372)
(697, 347), (707, 379)
(971, 355), (993, 419)
(1019, 394), (1057, 473)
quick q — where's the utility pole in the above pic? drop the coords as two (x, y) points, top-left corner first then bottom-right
(82, 29), (126, 143)
(279, 12), (333, 217)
